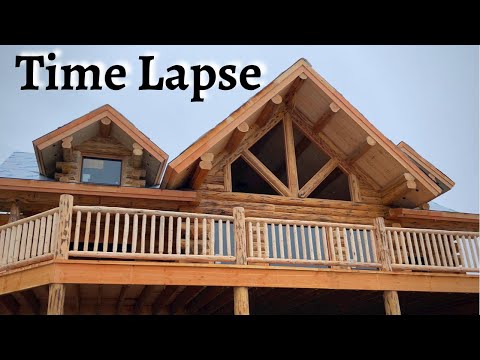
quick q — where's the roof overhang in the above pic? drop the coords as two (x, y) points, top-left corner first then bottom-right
(161, 59), (443, 207)
(33, 104), (169, 187)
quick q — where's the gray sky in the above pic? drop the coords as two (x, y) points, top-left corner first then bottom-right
(0, 45), (477, 213)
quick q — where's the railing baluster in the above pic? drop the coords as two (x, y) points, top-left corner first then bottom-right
(335, 227), (343, 262)
(471, 236), (479, 269)
(307, 226), (314, 260)
(293, 225), (299, 259)
(5, 228), (13, 264)
(159, 216), (165, 255)
(194, 218), (199, 255)
(349, 229), (356, 262)
(282, 224), (288, 259)
(31, 220), (39, 259)
(38, 217), (46, 256)
(314, 226), (321, 261)
(248, 221), (253, 257)
(103, 213), (110, 252)
(94, 212), (101, 252)
(73, 211), (81, 251)
(218, 219), (223, 256)
(418, 232), (427, 265)
(209, 219), (215, 256)
(406, 232), (415, 265)
(168, 216), (173, 254)
(457, 235), (468, 268)
(355, 229), (363, 262)
(176, 217), (182, 255)
(393, 231), (402, 264)
(448, 234), (459, 267)
(431, 233), (442, 266)
(342, 228), (350, 262)
(185, 217), (190, 255)
(321, 226), (329, 261)
(412, 232), (422, 265)
(13, 225), (22, 263)
(424, 233), (435, 266)
(140, 214), (147, 254)
(113, 213), (120, 253)
(364, 229), (372, 263)
(19, 223), (28, 261)
(123, 214), (130, 253)
(131, 214), (138, 253)
(263, 222), (269, 258)
(328, 227), (336, 261)
(443, 234), (453, 267)
(150, 215), (156, 254)
(437, 232), (447, 266)
(271, 223), (277, 259)
(301, 225), (307, 260)
(83, 212), (91, 252)
(202, 218), (207, 255)
(0, 230), (5, 264)
(467, 236), (478, 268)
(225, 220), (231, 257)
(255, 222), (261, 258)
(400, 231), (408, 264)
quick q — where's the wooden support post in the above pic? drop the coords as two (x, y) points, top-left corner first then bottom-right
(283, 113), (299, 196)
(373, 217), (401, 315)
(54, 194), (74, 259)
(132, 143), (143, 169)
(99, 117), (112, 137)
(233, 207), (249, 315)
(255, 94), (283, 129)
(348, 174), (362, 202)
(62, 136), (73, 162)
(284, 73), (308, 106)
(190, 153), (214, 190)
(312, 102), (341, 133)
(226, 122), (249, 153)
(8, 201), (20, 223)
(47, 283), (66, 315)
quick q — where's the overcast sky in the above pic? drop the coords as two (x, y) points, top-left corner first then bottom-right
(0, 45), (477, 213)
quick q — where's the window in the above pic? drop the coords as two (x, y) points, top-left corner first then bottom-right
(81, 157), (122, 185)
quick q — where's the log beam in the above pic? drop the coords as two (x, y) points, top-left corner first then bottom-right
(255, 94), (283, 129)
(312, 102), (341, 133)
(116, 285), (130, 314)
(283, 113), (299, 196)
(0, 294), (20, 314)
(346, 136), (376, 165)
(47, 283), (65, 315)
(190, 153), (214, 190)
(284, 73), (308, 107)
(134, 285), (155, 314)
(225, 122), (249, 154)
(170, 286), (205, 314)
(242, 150), (292, 197)
(186, 287), (226, 314)
(132, 143), (143, 169)
(152, 286), (185, 315)
(298, 158), (339, 198)
(99, 117), (112, 137)
(62, 136), (73, 162)
(381, 174), (417, 205)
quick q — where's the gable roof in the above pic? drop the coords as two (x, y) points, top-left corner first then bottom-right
(33, 104), (168, 186)
(161, 58), (445, 207)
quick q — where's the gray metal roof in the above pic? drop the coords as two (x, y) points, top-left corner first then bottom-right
(0, 152), (52, 181)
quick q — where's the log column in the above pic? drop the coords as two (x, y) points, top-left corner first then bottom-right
(233, 207), (249, 315)
(373, 217), (401, 315)
(47, 194), (74, 315)
(8, 201), (20, 223)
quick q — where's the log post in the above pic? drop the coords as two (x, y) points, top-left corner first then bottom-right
(233, 207), (249, 315)
(47, 194), (73, 315)
(373, 217), (401, 315)
(8, 201), (20, 223)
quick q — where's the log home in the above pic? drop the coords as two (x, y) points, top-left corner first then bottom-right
(0, 59), (478, 315)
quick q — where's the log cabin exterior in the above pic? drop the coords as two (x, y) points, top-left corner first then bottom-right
(0, 58), (478, 315)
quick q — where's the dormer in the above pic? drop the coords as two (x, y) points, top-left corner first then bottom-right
(32, 105), (168, 188)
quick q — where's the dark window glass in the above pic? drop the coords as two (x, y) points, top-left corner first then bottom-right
(81, 157), (121, 186)
(231, 157), (277, 195)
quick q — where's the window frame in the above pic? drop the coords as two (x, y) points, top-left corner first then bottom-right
(80, 154), (124, 186)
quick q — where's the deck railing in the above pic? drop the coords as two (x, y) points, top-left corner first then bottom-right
(386, 227), (479, 273)
(0, 197), (478, 275)
(69, 206), (236, 263)
(245, 217), (381, 269)
(0, 207), (59, 269)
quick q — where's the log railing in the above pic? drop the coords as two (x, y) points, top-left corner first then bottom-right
(245, 217), (381, 268)
(69, 206), (235, 263)
(1, 196), (478, 275)
(385, 227), (479, 273)
(0, 207), (59, 269)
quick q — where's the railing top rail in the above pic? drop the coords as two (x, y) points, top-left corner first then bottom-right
(245, 216), (375, 230)
(72, 205), (234, 221)
(0, 207), (59, 232)
(385, 226), (479, 237)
